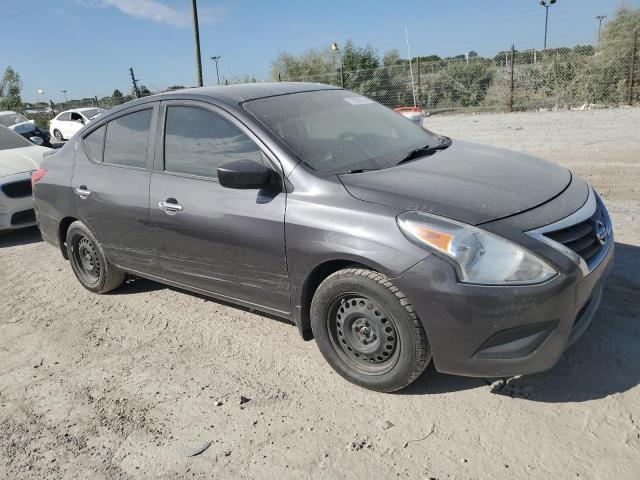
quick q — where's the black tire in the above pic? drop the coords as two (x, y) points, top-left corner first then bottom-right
(66, 221), (125, 294)
(53, 129), (64, 141)
(310, 268), (430, 392)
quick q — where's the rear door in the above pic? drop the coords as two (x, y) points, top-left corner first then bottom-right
(149, 100), (289, 313)
(72, 103), (158, 272)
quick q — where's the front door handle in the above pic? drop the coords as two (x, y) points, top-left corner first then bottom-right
(74, 185), (91, 199)
(159, 199), (183, 215)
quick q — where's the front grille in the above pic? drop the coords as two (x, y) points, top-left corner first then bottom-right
(10, 209), (36, 225)
(543, 205), (605, 265)
(2, 179), (32, 198)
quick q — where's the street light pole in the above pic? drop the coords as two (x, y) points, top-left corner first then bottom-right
(211, 56), (221, 85)
(539, 0), (557, 50)
(191, 0), (204, 87)
(596, 15), (607, 48)
(61, 90), (68, 104)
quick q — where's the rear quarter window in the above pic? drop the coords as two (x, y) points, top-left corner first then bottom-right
(83, 125), (106, 162)
(103, 109), (152, 168)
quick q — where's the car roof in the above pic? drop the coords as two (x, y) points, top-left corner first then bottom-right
(123, 82), (340, 109)
(165, 82), (339, 103)
(0, 111), (19, 115)
(89, 82), (342, 124)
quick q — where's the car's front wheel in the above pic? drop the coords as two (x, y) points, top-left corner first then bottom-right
(310, 268), (431, 392)
(66, 221), (125, 293)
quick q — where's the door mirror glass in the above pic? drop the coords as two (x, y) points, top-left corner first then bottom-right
(217, 159), (272, 189)
(29, 136), (44, 146)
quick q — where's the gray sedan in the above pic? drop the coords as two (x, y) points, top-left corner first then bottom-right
(32, 83), (613, 392)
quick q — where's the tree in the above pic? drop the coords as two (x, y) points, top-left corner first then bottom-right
(270, 48), (335, 81)
(138, 85), (152, 96)
(0, 67), (23, 111)
(598, 5), (640, 54)
(112, 89), (123, 98)
(585, 6), (640, 103)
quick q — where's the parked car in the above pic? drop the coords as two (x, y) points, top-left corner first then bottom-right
(0, 125), (51, 230)
(32, 83), (613, 392)
(0, 110), (51, 147)
(49, 107), (106, 141)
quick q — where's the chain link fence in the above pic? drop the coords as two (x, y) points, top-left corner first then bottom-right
(281, 46), (639, 113)
(22, 41), (639, 131)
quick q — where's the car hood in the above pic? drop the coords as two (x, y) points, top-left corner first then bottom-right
(338, 140), (571, 225)
(8, 120), (36, 135)
(0, 146), (49, 177)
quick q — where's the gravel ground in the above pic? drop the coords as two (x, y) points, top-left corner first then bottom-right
(1, 107), (639, 479)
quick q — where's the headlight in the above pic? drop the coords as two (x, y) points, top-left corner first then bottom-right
(397, 211), (557, 285)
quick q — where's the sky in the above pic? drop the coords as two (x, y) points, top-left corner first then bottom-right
(1, 0), (638, 102)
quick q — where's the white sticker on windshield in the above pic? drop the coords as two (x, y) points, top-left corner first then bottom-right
(343, 96), (375, 105)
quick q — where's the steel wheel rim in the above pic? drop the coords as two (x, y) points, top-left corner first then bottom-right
(326, 293), (400, 375)
(71, 234), (101, 285)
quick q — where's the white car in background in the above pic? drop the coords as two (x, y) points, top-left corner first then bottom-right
(0, 125), (51, 230)
(49, 107), (106, 141)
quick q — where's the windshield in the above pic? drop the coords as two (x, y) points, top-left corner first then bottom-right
(80, 108), (106, 119)
(0, 112), (29, 127)
(243, 89), (441, 174)
(0, 125), (33, 150)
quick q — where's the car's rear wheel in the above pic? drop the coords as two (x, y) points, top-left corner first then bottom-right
(66, 221), (125, 293)
(310, 268), (431, 392)
(53, 129), (64, 141)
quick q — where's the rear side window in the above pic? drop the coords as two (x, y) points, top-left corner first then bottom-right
(103, 109), (152, 168)
(83, 125), (105, 162)
(164, 106), (264, 179)
(58, 112), (71, 121)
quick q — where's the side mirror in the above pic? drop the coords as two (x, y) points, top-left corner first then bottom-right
(217, 159), (272, 189)
(29, 136), (44, 146)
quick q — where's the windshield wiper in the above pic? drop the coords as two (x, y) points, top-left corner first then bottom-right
(342, 168), (379, 174)
(394, 138), (452, 167)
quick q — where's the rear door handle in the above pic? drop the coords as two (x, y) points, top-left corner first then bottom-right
(159, 199), (183, 215)
(74, 185), (91, 199)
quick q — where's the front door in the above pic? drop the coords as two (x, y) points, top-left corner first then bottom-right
(149, 101), (289, 313)
(68, 111), (85, 138)
(72, 104), (158, 272)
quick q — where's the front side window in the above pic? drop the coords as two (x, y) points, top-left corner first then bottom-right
(83, 125), (106, 162)
(70, 112), (84, 123)
(103, 109), (152, 168)
(164, 106), (265, 179)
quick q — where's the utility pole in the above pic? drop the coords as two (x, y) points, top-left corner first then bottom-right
(629, 29), (638, 106)
(191, 0), (204, 87)
(211, 56), (221, 85)
(539, 0), (557, 50)
(129, 67), (141, 98)
(61, 90), (68, 104)
(508, 45), (515, 112)
(596, 15), (607, 48)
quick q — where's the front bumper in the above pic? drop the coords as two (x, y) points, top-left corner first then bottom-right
(0, 172), (37, 231)
(394, 237), (614, 378)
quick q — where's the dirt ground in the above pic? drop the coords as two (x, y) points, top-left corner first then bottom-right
(1, 107), (639, 480)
